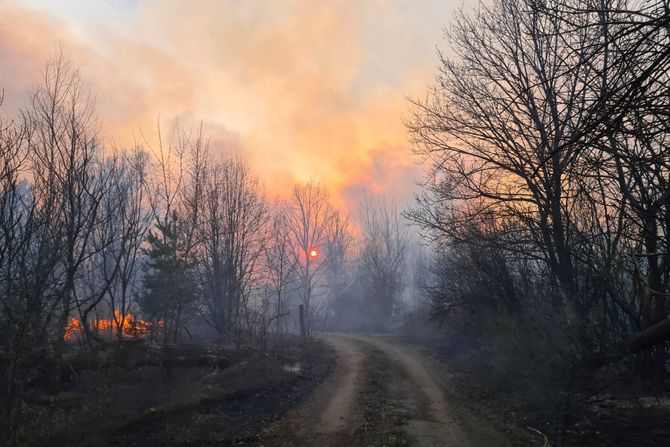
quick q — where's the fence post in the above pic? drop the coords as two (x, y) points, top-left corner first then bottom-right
(299, 304), (306, 337)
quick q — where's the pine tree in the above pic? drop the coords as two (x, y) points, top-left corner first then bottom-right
(140, 211), (196, 343)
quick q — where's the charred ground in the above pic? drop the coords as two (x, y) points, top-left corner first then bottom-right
(4, 337), (334, 446)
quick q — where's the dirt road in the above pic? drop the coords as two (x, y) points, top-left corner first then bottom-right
(259, 333), (507, 447)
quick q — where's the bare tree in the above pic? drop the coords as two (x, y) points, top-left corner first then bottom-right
(0, 94), (39, 423)
(264, 202), (296, 335)
(101, 148), (151, 339)
(326, 210), (353, 293)
(197, 155), (267, 340)
(541, 0), (670, 372)
(24, 51), (107, 349)
(287, 180), (334, 335)
(359, 193), (408, 330)
(407, 0), (670, 440)
(405, 0), (625, 342)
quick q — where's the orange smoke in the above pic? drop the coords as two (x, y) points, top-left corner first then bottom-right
(0, 1), (446, 214)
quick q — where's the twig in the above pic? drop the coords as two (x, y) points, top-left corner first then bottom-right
(527, 426), (550, 447)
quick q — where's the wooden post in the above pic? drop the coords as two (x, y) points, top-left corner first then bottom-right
(299, 304), (306, 337)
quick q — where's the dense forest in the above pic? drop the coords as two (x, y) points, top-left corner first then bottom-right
(1, 0), (669, 445)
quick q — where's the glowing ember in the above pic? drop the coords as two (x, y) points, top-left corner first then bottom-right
(64, 310), (162, 341)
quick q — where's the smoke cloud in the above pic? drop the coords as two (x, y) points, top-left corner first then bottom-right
(0, 0), (460, 209)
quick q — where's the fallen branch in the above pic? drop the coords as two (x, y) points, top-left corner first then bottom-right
(617, 318), (670, 356)
(588, 317), (670, 367)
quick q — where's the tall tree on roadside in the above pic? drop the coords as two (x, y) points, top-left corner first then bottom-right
(406, 0), (605, 339)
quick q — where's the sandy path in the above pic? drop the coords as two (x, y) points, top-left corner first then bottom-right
(349, 334), (470, 447)
(312, 334), (365, 436)
(259, 334), (365, 446)
(259, 333), (473, 447)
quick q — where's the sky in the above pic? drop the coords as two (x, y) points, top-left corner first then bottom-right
(0, 0), (467, 211)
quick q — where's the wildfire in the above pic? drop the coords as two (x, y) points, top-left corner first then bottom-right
(64, 310), (161, 341)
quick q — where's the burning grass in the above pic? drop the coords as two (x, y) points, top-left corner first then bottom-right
(64, 311), (163, 341)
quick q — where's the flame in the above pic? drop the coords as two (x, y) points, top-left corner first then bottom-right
(64, 310), (163, 341)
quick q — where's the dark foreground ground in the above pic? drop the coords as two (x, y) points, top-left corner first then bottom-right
(5, 338), (335, 446)
(259, 333), (532, 447)
(6, 334), (531, 447)
(5, 333), (669, 446)
(406, 330), (670, 447)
